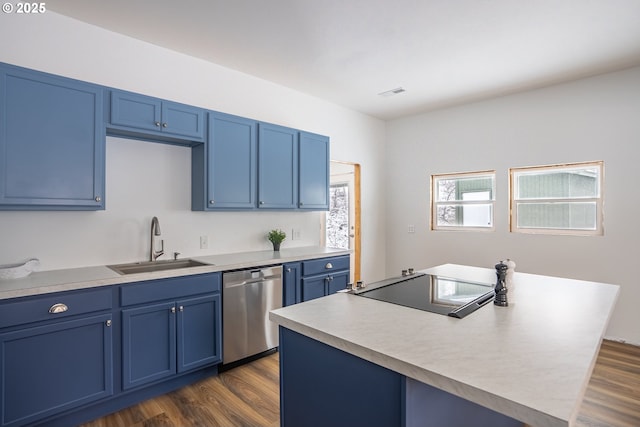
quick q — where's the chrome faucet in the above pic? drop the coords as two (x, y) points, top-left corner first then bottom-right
(150, 216), (164, 261)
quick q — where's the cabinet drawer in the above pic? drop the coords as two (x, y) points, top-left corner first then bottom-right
(0, 287), (112, 329)
(302, 256), (350, 276)
(120, 273), (221, 307)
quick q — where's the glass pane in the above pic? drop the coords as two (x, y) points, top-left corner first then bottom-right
(516, 202), (597, 230)
(516, 167), (599, 199)
(436, 204), (493, 227)
(326, 184), (350, 249)
(436, 175), (494, 202)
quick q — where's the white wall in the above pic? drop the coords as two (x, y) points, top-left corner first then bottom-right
(0, 12), (387, 282)
(385, 66), (640, 345)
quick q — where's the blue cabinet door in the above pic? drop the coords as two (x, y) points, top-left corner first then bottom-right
(161, 101), (206, 141)
(0, 63), (105, 210)
(109, 90), (205, 142)
(299, 131), (330, 210)
(327, 270), (350, 295)
(177, 294), (221, 372)
(206, 112), (257, 209)
(109, 91), (162, 133)
(258, 123), (298, 209)
(301, 275), (328, 302)
(0, 314), (113, 427)
(283, 262), (301, 306)
(122, 302), (177, 390)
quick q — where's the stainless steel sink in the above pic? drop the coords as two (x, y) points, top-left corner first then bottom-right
(107, 259), (212, 275)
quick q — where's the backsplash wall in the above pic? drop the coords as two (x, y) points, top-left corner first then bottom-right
(0, 137), (322, 270)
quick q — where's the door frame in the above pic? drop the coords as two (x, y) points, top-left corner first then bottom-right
(322, 161), (361, 283)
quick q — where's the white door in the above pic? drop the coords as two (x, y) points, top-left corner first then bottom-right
(323, 162), (358, 283)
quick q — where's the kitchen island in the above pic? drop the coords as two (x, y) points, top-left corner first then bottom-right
(269, 264), (619, 427)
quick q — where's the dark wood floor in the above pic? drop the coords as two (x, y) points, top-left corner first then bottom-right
(82, 340), (639, 427)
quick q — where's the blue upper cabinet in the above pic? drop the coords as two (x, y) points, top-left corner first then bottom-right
(193, 112), (257, 210)
(0, 63), (105, 210)
(299, 131), (330, 210)
(258, 123), (298, 209)
(109, 90), (205, 143)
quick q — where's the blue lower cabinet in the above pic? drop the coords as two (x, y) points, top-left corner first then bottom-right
(283, 262), (301, 306)
(122, 301), (177, 390)
(301, 275), (327, 302)
(301, 269), (350, 302)
(122, 293), (221, 390)
(327, 270), (350, 294)
(177, 294), (221, 372)
(0, 314), (113, 427)
(299, 255), (350, 302)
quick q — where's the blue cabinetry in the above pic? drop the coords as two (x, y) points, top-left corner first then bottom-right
(0, 288), (113, 427)
(192, 112), (257, 210)
(292, 255), (350, 303)
(258, 123), (298, 209)
(299, 131), (330, 210)
(109, 90), (205, 143)
(0, 62), (105, 210)
(256, 124), (330, 210)
(120, 273), (221, 390)
(283, 262), (301, 306)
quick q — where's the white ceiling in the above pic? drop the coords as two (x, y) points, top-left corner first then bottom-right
(48, 0), (640, 120)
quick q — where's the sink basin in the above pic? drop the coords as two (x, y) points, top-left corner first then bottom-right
(108, 259), (212, 275)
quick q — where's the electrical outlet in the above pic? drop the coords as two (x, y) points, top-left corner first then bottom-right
(200, 235), (209, 249)
(408, 224), (415, 233)
(292, 229), (301, 240)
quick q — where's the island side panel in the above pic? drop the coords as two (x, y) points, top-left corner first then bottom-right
(405, 378), (523, 427)
(279, 327), (404, 427)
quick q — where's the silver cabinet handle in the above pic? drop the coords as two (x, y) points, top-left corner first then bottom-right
(106, 319), (112, 327)
(155, 121), (161, 127)
(259, 201), (264, 205)
(286, 268), (292, 272)
(209, 200), (214, 204)
(95, 196), (102, 202)
(179, 306), (184, 312)
(162, 123), (168, 128)
(49, 303), (68, 314)
(171, 306), (176, 313)
(325, 263), (333, 269)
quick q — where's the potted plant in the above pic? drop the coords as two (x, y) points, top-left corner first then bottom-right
(267, 229), (286, 251)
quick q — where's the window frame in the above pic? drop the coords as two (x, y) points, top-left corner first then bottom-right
(430, 170), (496, 232)
(509, 161), (604, 236)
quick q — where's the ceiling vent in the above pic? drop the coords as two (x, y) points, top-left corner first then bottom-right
(378, 87), (406, 97)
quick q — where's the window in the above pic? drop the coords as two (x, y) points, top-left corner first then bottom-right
(326, 183), (350, 249)
(510, 161), (603, 235)
(431, 171), (496, 231)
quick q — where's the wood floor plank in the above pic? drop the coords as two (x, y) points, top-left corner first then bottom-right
(82, 339), (640, 427)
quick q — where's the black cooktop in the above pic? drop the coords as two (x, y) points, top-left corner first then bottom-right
(356, 273), (495, 318)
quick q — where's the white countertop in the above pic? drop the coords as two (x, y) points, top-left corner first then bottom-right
(269, 263), (619, 427)
(0, 246), (350, 300)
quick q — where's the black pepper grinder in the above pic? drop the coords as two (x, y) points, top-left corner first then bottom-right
(494, 261), (509, 307)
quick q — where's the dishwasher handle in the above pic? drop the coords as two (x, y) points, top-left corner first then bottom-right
(224, 274), (282, 289)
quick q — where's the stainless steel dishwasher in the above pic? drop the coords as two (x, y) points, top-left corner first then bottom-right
(223, 265), (283, 364)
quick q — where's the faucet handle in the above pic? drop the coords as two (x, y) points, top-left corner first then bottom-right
(174, 252), (180, 260)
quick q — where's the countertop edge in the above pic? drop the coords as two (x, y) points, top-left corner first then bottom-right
(0, 247), (351, 300)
